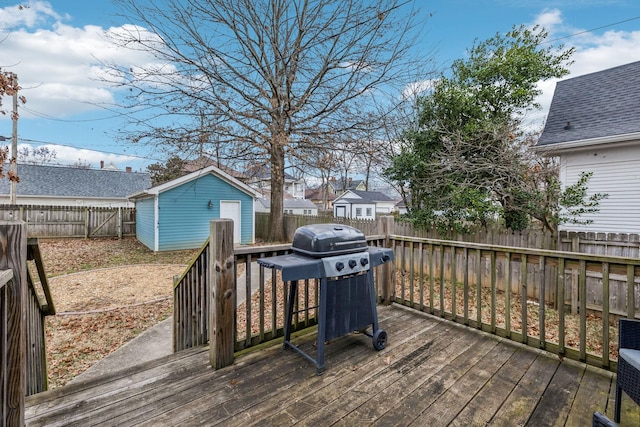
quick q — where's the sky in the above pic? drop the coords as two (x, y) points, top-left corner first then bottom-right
(1, 0), (640, 172)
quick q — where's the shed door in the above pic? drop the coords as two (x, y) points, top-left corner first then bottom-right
(335, 206), (347, 218)
(220, 201), (241, 244)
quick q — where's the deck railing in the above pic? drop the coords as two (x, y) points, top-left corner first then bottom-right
(25, 238), (55, 395)
(174, 217), (634, 373)
(173, 220), (389, 358)
(1, 267), (14, 426)
(388, 233), (639, 371)
(1, 222), (55, 426)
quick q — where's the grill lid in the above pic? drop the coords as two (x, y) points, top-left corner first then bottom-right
(291, 224), (368, 257)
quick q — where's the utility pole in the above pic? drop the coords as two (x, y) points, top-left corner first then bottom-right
(10, 73), (17, 204)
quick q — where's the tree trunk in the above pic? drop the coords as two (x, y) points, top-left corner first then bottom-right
(268, 139), (286, 242)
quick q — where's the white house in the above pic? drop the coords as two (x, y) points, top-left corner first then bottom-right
(333, 190), (396, 220)
(537, 61), (640, 233)
(256, 197), (318, 215)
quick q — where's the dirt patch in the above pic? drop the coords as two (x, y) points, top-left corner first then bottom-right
(35, 237), (198, 389)
(45, 264), (186, 388)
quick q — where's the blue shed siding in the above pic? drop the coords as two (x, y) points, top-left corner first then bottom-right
(157, 174), (254, 251)
(135, 197), (156, 250)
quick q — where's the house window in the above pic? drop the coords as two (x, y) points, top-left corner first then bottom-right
(366, 208), (372, 216)
(355, 208), (362, 217)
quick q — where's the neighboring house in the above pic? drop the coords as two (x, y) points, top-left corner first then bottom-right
(0, 163), (150, 207)
(256, 197), (318, 215)
(128, 165), (259, 251)
(396, 199), (408, 215)
(328, 177), (367, 195)
(536, 61), (640, 233)
(184, 156), (306, 199)
(333, 190), (396, 220)
(248, 169), (305, 199)
(305, 187), (335, 211)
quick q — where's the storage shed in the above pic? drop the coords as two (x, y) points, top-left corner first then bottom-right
(128, 165), (259, 251)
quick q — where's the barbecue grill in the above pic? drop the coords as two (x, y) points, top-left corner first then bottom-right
(257, 223), (394, 374)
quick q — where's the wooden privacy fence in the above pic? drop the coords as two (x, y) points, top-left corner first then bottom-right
(0, 205), (136, 238)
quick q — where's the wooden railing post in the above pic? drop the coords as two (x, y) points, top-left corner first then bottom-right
(209, 219), (236, 369)
(378, 216), (395, 305)
(0, 221), (27, 426)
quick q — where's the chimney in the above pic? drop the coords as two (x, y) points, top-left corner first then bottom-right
(126, 166), (132, 172)
(100, 160), (104, 169)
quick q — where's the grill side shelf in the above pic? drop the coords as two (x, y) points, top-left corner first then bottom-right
(257, 254), (324, 282)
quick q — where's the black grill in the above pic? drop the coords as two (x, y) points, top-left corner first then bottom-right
(257, 223), (394, 374)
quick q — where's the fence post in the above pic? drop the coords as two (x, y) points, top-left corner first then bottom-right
(209, 219), (236, 369)
(0, 221), (27, 426)
(84, 208), (90, 238)
(571, 236), (579, 314)
(378, 216), (395, 305)
(117, 207), (123, 239)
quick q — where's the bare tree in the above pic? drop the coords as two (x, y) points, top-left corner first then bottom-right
(0, 71), (24, 183)
(108, 0), (424, 241)
(18, 146), (57, 165)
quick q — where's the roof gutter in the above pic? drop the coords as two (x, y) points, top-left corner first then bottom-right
(535, 132), (640, 155)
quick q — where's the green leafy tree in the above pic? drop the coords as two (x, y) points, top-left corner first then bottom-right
(147, 155), (186, 186)
(386, 25), (593, 234)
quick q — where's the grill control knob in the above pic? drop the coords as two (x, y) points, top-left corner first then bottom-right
(335, 262), (344, 271)
(348, 259), (357, 268)
(360, 257), (369, 267)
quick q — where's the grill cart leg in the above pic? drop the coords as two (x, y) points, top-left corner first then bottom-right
(283, 278), (327, 375)
(366, 269), (387, 351)
(283, 280), (298, 348)
(315, 277), (328, 375)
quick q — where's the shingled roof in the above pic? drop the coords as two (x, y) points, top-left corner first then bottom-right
(538, 61), (640, 147)
(336, 190), (394, 203)
(0, 163), (151, 198)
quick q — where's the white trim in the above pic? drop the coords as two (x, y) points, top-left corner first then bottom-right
(128, 165), (260, 199)
(154, 195), (159, 252)
(535, 132), (640, 154)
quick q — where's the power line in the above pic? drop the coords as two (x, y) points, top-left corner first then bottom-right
(14, 137), (163, 162)
(545, 15), (640, 44)
(21, 106), (128, 123)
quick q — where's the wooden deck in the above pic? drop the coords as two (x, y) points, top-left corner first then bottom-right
(24, 305), (633, 426)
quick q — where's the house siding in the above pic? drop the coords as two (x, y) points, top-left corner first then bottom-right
(135, 196), (156, 250)
(333, 201), (376, 220)
(157, 174), (254, 251)
(560, 143), (640, 233)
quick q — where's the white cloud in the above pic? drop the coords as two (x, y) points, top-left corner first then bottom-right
(402, 79), (434, 100)
(534, 8), (565, 31)
(530, 9), (640, 128)
(0, 2), (160, 118)
(18, 142), (140, 169)
(0, 1), (65, 28)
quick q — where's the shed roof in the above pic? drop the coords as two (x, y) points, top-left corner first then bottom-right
(0, 163), (151, 198)
(335, 190), (394, 203)
(129, 165), (259, 199)
(538, 61), (640, 147)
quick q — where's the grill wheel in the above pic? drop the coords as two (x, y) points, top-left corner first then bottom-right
(372, 329), (387, 351)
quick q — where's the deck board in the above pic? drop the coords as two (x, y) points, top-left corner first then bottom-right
(25, 305), (639, 426)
